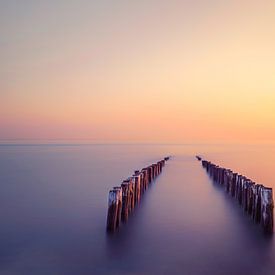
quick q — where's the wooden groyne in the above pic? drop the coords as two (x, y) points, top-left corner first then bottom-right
(106, 157), (170, 232)
(196, 156), (274, 234)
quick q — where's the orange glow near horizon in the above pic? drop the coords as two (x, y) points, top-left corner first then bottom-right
(1, 0), (275, 143)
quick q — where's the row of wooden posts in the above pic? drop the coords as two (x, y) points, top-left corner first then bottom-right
(106, 157), (170, 232)
(196, 156), (274, 234)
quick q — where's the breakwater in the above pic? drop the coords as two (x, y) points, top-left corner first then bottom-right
(106, 157), (170, 232)
(197, 156), (274, 234)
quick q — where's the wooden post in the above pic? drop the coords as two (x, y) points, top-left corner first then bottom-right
(247, 181), (254, 215)
(122, 178), (135, 216)
(133, 174), (141, 205)
(142, 168), (149, 190)
(231, 173), (238, 197)
(252, 184), (262, 223)
(106, 157), (170, 232)
(148, 166), (152, 183)
(153, 164), (157, 179)
(106, 187), (122, 232)
(260, 187), (274, 234)
(157, 161), (162, 174)
(121, 181), (131, 222)
(199, 157), (274, 234)
(113, 187), (122, 228)
(140, 172), (144, 195)
(129, 178), (135, 212)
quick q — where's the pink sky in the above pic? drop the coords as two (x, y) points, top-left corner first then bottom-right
(1, 0), (275, 143)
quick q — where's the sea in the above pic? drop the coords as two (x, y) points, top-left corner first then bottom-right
(0, 143), (275, 275)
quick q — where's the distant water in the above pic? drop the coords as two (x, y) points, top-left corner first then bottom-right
(0, 143), (275, 275)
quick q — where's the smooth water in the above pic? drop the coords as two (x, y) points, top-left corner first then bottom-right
(0, 144), (275, 275)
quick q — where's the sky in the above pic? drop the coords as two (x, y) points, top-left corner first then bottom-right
(1, 0), (275, 143)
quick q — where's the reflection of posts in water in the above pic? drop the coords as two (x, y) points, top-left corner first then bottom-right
(106, 157), (170, 233)
(197, 157), (274, 234)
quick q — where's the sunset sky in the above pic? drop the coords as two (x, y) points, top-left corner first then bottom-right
(1, 0), (275, 143)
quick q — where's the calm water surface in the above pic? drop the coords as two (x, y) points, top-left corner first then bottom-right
(0, 144), (275, 275)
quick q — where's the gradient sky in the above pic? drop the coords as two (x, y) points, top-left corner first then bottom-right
(1, 0), (275, 143)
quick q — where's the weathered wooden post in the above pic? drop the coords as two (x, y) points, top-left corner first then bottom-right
(260, 187), (274, 234)
(252, 184), (262, 223)
(153, 164), (157, 179)
(199, 156), (274, 234)
(129, 177), (135, 212)
(148, 166), (152, 183)
(144, 168), (148, 190)
(231, 173), (238, 197)
(237, 175), (244, 205)
(151, 165), (155, 180)
(106, 157), (170, 232)
(113, 187), (122, 228)
(140, 171), (144, 195)
(133, 173), (141, 206)
(157, 161), (162, 174)
(141, 169), (147, 192)
(106, 187), (122, 232)
(246, 181), (254, 215)
(122, 178), (135, 215)
(121, 181), (131, 222)
(243, 180), (251, 213)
